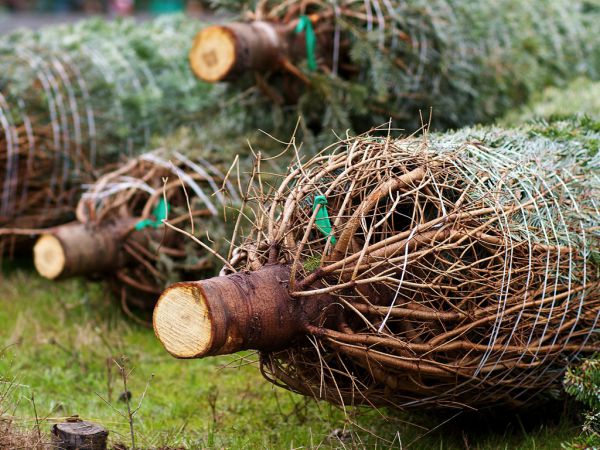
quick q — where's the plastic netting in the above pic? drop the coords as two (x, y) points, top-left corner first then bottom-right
(228, 118), (600, 409)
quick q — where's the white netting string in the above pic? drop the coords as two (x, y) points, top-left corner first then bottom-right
(229, 121), (599, 409)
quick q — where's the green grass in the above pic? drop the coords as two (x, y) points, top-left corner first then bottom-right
(0, 262), (583, 449)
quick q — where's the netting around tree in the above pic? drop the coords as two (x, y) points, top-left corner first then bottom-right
(221, 117), (600, 409)
(72, 149), (238, 323)
(204, 0), (600, 135)
(0, 15), (219, 252)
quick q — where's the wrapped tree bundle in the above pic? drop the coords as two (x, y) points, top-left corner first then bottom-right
(154, 117), (600, 409)
(34, 148), (239, 323)
(191, 0), (600, 133)
(0, 15), (218, 253)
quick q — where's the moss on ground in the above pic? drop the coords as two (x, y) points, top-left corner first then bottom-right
(0, 263), (582, 448)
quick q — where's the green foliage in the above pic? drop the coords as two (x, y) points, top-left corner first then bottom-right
(565, 358), (600, 412)
(563, 357), (600, 449)
(303, 254), (322, 272)
(212, 0), (600, 134)
(457, 117), (600, 261)
(503, 78), (600, 124)
(0, 15), (218, 163)
(520, 116), (600, 168)
(528, 115), (600, 139)
(0, 16), (272, 226)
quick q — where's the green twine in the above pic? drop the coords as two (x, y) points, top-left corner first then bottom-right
(295, 15), (317, 72)
(312, 195), (336, 244)
(135, 198), (170, 230)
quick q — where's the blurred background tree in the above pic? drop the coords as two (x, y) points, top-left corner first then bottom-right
(0, 0), (207, 14)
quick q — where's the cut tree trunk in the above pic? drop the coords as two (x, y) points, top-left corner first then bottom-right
(33, 218), (139, 280)
(153, 264), (332, 358)
(189, 22), (299, 82)
(51, 420), (108, 450)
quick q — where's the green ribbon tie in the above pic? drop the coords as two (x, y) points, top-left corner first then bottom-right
(135, 198), (170, 230)
(295, 15), (317, 72)
(312, 195), (336, 244)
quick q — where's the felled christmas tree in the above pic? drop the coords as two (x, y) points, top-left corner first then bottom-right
(0, 15), (221, 253)
(33, 132), (243, 323)
(191, 0), (600, 135)
(154, 117), (600, 409)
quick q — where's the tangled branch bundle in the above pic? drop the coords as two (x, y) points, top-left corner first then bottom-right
(193, 0), (600, 133)
(35, 149), (238, 322)
(154, 118), (600, 409)
(0, 15), (215, 249)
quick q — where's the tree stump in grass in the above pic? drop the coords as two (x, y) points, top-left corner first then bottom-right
(51, 420), (108, 450)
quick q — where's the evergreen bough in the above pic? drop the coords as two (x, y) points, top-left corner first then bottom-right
(564, 357), (600, 449)
(0, 15), (224, 238)
(204, 0), (600, 136)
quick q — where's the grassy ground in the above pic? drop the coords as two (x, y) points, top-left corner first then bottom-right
(0, 260), (583, 449)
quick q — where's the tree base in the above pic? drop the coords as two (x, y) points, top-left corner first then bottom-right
(190, 22), (289, 82)
(154, 264), (332, 358)
(33, 219), (137, 280)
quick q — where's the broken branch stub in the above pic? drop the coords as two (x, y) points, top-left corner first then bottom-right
(153, 264), (331, 358)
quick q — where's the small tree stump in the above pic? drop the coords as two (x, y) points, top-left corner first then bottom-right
(51, 421), (108, 450)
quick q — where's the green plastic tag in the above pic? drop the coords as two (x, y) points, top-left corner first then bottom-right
(135, 198), (170, 230)
(295, 15), (317, 72)
(312, 195), (336, 244)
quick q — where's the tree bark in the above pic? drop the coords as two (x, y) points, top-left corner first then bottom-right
(33, 218), (138, 280)
(153, 264), (333, 358)
(51, 420), (108, 450)
(189, 22), (301, 82)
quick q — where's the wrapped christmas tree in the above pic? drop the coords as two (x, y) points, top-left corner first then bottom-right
(0, 15), (222, 253)
(191, 0), (600, 134)
(154, 117), (600, 409)
(33, 141), (241, 323)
